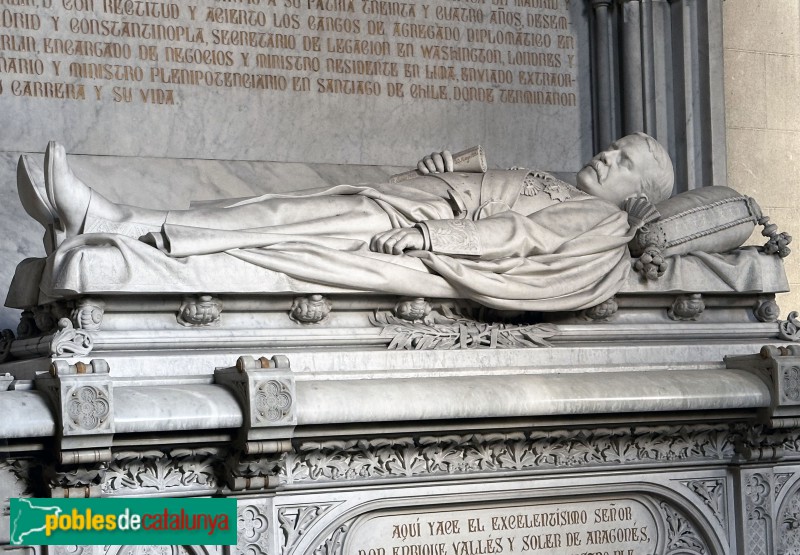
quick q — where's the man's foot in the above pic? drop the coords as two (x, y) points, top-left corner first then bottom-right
(45, 141), (93, 238)
(17, 154), (55, 228)
(17, 154), (63, 254)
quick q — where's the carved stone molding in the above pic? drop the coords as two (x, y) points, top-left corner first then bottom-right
(237, 502), (271, 555)
(44, 463), (106, 498)
(224, 451), (282, 492)
(279, 424), (737, 485)
(103, 449), (220, 496)
(289, 294), (331, 325)
(178, 295), (222, 327)
(215, 355), (296, 450)
(744, 471), (773, 555)
(278, 503), (339, 555)
(50, 318), (93, 357)
(49, 546), (92, 555)
(71, 298), (106, 331)
(669, 293), (705, 321)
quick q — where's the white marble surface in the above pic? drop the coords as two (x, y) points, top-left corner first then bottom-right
(0, 150), (407, 329)
(295, 367), (770, 425)
(0, 1), (592, 171)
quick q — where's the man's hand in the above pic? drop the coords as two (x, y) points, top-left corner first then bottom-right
(370, 228), (425, 254)
(417, 150), (454, 174)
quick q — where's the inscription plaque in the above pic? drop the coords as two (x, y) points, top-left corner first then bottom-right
(345, 498), (663, 555)
(0, 0), (591, 169)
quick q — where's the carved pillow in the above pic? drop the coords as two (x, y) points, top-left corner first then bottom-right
(630, 186), (761, 258)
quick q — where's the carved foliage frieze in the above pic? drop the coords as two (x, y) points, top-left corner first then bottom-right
(102, 449), (220, 496)
(279, 425), (737, 485)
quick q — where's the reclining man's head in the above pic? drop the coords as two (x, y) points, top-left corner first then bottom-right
(576, 132), (674, 207)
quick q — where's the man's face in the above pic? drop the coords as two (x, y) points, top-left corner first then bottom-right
(576, 135), (656, 207)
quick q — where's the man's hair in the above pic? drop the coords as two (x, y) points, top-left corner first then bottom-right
(634, 132), (674, 203)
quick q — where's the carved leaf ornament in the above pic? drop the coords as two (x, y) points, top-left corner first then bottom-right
(371, 312), (559, 350)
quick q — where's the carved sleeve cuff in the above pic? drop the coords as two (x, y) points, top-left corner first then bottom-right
(416, 219), (481, 256)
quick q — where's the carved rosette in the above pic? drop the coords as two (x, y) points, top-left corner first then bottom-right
(64, 385), (111, 433)
(237, 503), (270, 555)
(50, 318), (93, 357)
(178, 295), (222, 327)
(289, 294), (332, 324)
(669, 294), (705, 321)
(254, 380), (293, 424)
(783, 366), (800, 401)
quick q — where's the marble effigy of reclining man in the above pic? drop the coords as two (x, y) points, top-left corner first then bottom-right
(16, 134), (768, 312)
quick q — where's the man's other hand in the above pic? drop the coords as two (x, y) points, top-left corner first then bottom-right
(417, 151), (454, 174)
(370, 228), (425, 254)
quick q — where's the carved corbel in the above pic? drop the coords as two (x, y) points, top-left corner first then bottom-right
(71, 298), (105, 331)
(215, 355), (296, 491)
(393, 297), (433, 323)
(580, 297), (618, 321)
(668, 294), (705, 321)
(727, 345), (800, 427)
(289, 294), (332, 324)
(36, 358), (114, 469)
(755, 297), (781, 323)
(16, 309), (37, 339)
(33, 305), (57, 334)
(0, 329), (14, 363)
(178, 294), (222, 327)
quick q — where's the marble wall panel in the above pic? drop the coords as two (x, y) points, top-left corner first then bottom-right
(0, 0), (593, 171)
